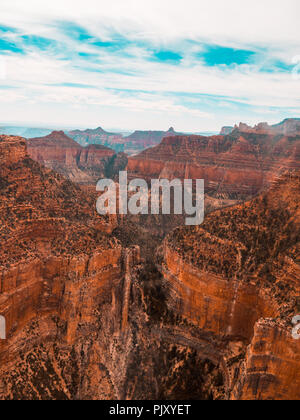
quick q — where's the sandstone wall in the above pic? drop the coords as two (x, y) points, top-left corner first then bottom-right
(128, 133), (300, 200)
(234, 319), (300, 400)
(0, 244), (125, 399)
(162, 245), (278, 341)
(160, 171), (300, 400)
(161, 242), (300, 400)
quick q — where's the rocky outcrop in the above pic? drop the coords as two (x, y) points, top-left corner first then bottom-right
(128, 126), (300, 201)
(271, 118), (300, 135)
(220, 126), (234, 135)
(0, 135), (129, 399)
(231, 118), (300, 135)
(27, 131), (126, 184)
(68, 126), (184, 155)
(161, 171), (300, 400)
(68, 126), (125, 153)
(0, 135), (239, 401)
(1, 135), (214, 401)
(124, 127), (183, 155)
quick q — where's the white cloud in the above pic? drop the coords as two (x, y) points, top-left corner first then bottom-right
(1, 0), (299, 47)
(0, 0), (299, 131)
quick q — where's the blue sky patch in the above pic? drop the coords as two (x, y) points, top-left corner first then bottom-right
(48, 82), (96, 89)
(78, 52), (100, 59)
(21, 35), (58, 51)
(58, 21), (129, 52)
(58, 21), (93, 42)
(153, 50), (183, 63)
(0, 38), (23, 54)
(260, 59), (293, 73)
(0, 25), (18, 33)
(201, 45), (256, 66)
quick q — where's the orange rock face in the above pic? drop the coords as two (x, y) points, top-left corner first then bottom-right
(27, 131), (118, 184)
(0, 135), (128, 399)
(0, 135), (229, 400)
(161, 171), (300, 400)
(1, 132), (299, 400)
(128, 130), (300, 200)
(123, 127), (182, 154)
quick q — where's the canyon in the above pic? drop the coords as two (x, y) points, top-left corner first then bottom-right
(1, 125), (183, 156)
(0, 135), (228, 399)
(0, 134), (124, 398)
(0, 117), (299, 400)
(162, 170), (300, 399)
(125, 120), (300, 239)
(68, 126), (182, 155)
(128, 122), (300, 202)
(27, 130), (127, 185)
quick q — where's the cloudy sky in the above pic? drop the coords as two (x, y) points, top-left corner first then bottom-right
(0, 0), (299, 131)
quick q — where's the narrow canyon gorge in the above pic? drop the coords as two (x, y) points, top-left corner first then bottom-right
(0, 124), (299, 400)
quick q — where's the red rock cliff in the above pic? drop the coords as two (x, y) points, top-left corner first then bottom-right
(27, 131), (118, 184)
(161, 171), (300, 400)
(0, 135), (130, 399)
(128, 129), (300, 201)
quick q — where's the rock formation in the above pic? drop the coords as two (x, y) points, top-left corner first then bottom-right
(220, 126), (234, 135)
(128, 128), (300, 202)
(67, 126), (183, 155)
(231, 118), (300, 136)
(123, 127), (183, 154)
(0, 135), (219, 400)
(27, 131), (127, 184)
(1, 128), (299, 400)
(271, 118), (300, 135)
(161, 170), (300, 400)
(68, 126), (125, 153)
(0, 135), (127, 399)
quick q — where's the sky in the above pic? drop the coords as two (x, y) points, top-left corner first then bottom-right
(0, 0), (300, 132)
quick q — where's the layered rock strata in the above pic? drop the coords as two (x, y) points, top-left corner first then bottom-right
(128, 129), (300, 201)
(0, 135), (126, 399)
(27, 131), (126, 184)
(161, 171), (300, 400)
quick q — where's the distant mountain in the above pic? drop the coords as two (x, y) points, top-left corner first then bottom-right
(0, 126), (52, 138)
(68, 126), (184, 155)
(68, 126), (117, 138)
(271, 118), (300, 135)
(220, 126), (234, 135)
(124, 127), (183, 154)
(68, 126), (125, 153)
(27, 131), (126, 184)
(28, 130), (82, 148)
(220, 118), (300, 136)
(128, 119), (300, 201)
